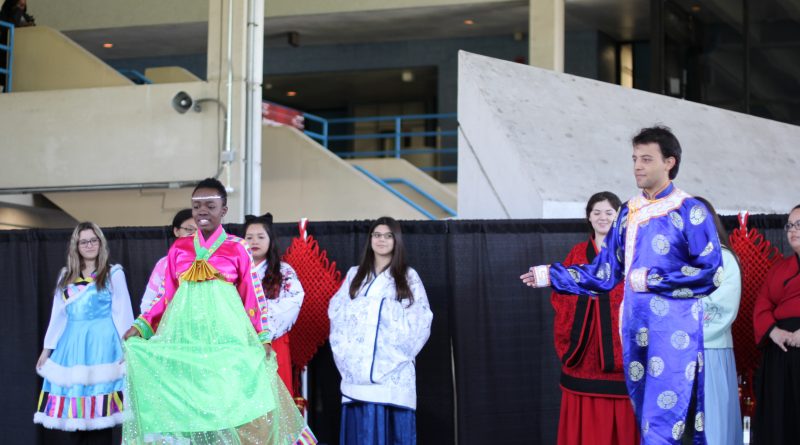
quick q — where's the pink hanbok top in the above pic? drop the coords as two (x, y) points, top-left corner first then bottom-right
(134, 225), (271, 343)
(140, 256), (168, 314)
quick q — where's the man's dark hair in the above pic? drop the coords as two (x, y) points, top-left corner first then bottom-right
(632, 126), (682, 180)
(193, 177), (227, 205)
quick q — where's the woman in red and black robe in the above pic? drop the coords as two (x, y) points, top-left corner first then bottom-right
(753, 204), (800, 445)
(550, 192), (639, 445)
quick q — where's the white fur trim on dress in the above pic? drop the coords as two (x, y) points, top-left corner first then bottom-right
(37, 359), (126, 386)
(33, 411), (124, 431)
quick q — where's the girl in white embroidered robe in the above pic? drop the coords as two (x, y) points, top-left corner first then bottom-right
(328, 216), (433, 445)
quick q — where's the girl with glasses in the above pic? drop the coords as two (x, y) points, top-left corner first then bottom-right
(244, 213), (304, 393)
(328, 216), (433, 445)
(139, 208), (196, 314)
(34, 222), (134, 443)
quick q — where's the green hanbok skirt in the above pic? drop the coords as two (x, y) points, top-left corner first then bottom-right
(123, 279), (313, 445)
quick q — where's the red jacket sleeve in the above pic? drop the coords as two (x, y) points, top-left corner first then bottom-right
(753, 266), (778, 346)
(550, 242), (586, 358)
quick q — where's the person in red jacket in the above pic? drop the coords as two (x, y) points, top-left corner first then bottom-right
(550, 191), (639, 445)
(753, 203), (800, 445)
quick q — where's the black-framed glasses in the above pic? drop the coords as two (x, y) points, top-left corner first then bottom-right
(179, 226), (197, 234)
(78, 238), (100, 247)
(785, 221), (800, 232)
(371, 232), (394, 240)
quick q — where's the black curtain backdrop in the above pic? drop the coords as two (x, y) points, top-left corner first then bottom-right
(0, 216), (790, 445)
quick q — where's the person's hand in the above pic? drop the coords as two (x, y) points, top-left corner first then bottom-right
(520, 267), (542, 287)
(769, 327), (792, 352)
(36, 349), (51, 370)
(789, 329), (800, 348)
(263, 343), (273, 359)
(123, 327), (141, 341)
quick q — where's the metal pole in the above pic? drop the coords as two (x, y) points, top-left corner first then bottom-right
(7, 24), (13, 92)
(394, 117), (402, 158)
(244, 0), (264, 215)
(302, 367), (309, 422)
(222, 0), (235, 193)
(743, 0), (751, 114)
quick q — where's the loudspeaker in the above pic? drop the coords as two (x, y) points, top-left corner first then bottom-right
(171, 91), (193, 114)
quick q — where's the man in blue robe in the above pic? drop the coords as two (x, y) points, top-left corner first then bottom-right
(521, 126), (723, 444)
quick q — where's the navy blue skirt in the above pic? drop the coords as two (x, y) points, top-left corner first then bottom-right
(340, 402), (416, 445)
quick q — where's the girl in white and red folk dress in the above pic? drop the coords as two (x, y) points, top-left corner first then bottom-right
(244, 213), (305, 392)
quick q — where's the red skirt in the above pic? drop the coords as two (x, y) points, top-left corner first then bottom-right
(272, 333), (293, 395)
(557, 390), (639, 445)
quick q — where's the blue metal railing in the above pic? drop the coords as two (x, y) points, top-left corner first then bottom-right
(0, 21), (14, 93)
(302, 112), (457, 173)
(384, 178), (456, 217)
(352, 165), (439, 220)
(264, 104), (458, 219)
(117, 69), (152, 84)
(302, 112), (329, 148)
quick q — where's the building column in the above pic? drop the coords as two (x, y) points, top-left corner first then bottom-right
(529, 0), (565, 72)
(650, 0), (665, 94)
(207, 0), (251, 222)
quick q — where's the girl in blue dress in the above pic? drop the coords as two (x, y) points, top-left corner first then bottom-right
(34, 221), (134, 443)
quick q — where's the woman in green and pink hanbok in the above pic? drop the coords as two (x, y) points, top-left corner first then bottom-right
(122, 179), (316, 445)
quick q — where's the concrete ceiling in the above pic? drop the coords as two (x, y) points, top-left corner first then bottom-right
(65, 1), (652, 60)
(65, 22), (209, 59)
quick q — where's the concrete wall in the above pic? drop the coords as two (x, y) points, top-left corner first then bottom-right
(458, 51), (800, 218)
(43, 188), (191, 228)
(144, 66), (201, 83)
(38, 125), (432, 226)
(0, 80), (219, 189)
(0, 26), (219, 190)
(12, 27), (130, 92)
(262, 125), (429, 222)
(0, 202), (78, 230)
(110, 54), (209, 81)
